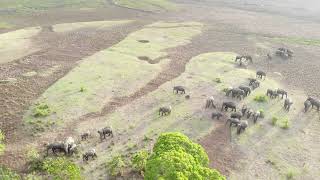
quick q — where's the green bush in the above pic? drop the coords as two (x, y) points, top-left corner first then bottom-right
(132, 150), (150, 173)
(0, 130), (5, 155)
(145, 132), (225, 180)
(106, 155), (126, 177)
(33, 103), (51, 117)
(281, 119), (290, 129)
(271, 117), (278, 126)
(254, 95), (268, 102)
(0, 166), (20, 180)
(26, 148), (43, 172)
(79, 87), (86, 92)
(214, 78), (222, 83)
(42, 157), (82, 180)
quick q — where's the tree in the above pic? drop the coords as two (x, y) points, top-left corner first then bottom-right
(145, 132), (225, 180)
(42, 157), (82, 180)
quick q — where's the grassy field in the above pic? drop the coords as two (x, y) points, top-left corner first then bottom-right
(23, 22), (203, 133)
(271, 36), (320, 46)
(52, 20), (133, 33)
(112, 0), (177, 11)
(0, 26), (42, 64)
(0, 0), (105, 12)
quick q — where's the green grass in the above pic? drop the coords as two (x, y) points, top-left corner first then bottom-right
(272, 37), (320, 46)
(33, 103), (51, 117)
(112, 0), (177, 12)
(0, 22), (13, 29)
(23, 22), (203, 131)
(0, 0), (106, 12)
(0, 130), (5, 155)
(0, 26), (42, 64)
(254, 94), (268, 102)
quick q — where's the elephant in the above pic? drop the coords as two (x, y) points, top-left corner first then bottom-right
(307, 97), (320, 111)
(98, 127), (113, 140)
(173, 86), (185, 94)
(250, 81), (260, 90)
(46, 142), (67, 155)
(266, 89), (278, 99)
(159, 106), (172, 116)
(246, 109), (254, 118)
(237, 120), (248, 134)
(212, 112), (223, 120)
(231, 112), (242, 120)
(277, 89), (288, 99)
(304, 100), (312, 112)
(83, 149), (97, 162)
(284, 98), (293, 111)
(241, 105), (248, 115)
(226, 118), (240, 127)
(221, 101), (237, 112)
(205, 96), (216, 108)
(239, 85), (251, 96)
(252, 111), (261, 123)
(256, 70), (266, 79)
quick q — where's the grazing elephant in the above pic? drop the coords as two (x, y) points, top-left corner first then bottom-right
(159, 106), (172, 116)
(231, 112), (242, 120)
(277, 89), (288, 99)
(239, 85), (251, 96)
(83, 149), (97, 162)
(256, 70), (266, 79)
(237, 121), (248, 134)
(307, 97), (320, 111)
(205, 96), (216, 108)
(266, 89), (278, 99)
(212, 112), (223, 120)
(304, 100), (312, 112)
(248, 78), (257, 85)
(173, 86), (185, 94)
(252, 111), (261, 123)
(221, 102), (237, 112)
(226, 118), (240, 127)
(251, 81), (260, 90)
(284, 98), (293, 111)
(81, 131), (90, 141)
(226, 88), (244, 99)
(98, 127), (113, 140)
(46, 142), (67, 155)
(64, 137), (77, 155)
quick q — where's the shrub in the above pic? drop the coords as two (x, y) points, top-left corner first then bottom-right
(79, 87), (85, 92)
(131, 150), (150, 173)
(286, 169), (296, 179)
(0, 130), (5, 155)
(271, 117), (278, 126)
(145, 132), (225, 180)
(42, 157), (81, 180)
(26, 148), (43, 172)
(0, 166), (20, 180)
(214, 78), (222, 83)
(254, 95), (268, 102)
(33, 103), (51, 117)
(281, 119), (290, 129)
(106, 155), (126, 177)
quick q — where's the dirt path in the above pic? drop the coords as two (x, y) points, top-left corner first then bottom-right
(0, 22), (145, 171)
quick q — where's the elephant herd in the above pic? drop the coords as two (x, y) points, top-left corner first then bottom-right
(45, 126), (113, 162)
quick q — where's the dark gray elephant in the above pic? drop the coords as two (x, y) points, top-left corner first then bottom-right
(252, 111), (261, 123)
(212, 112), (223, 120)
(248, 78), (257, 86)
(239, 85), (251, 96)
(251, 81), (260, 90)
(266, 89), (278, 99)
(205, 96), (216, 109)
(159, 106), (172, 116)
(277, 89), (288, 99)
(46, 142), (67, 155)
(221, 101), (237, 112)
(173, 86), (185, 94)
(227, 88), (245, 99)
(237, 120), (248, 134)
(307, 97), (320, 111)
(256, 70), (266, 79)
(284, 98), (293, 111)
(241, 105), (247, 115)
(226, 118), (240, 127)
(246, 109), (254, 118)
(304, 100), (312, 112)
(98, 127), (114, 140)
(231, 112), (242, 120)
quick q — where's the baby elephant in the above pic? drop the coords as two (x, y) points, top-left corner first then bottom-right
(173, 86), (185, 94)
(226, 118), (240, 127)
(159, 106), (172, 116)
(98, 127), (113, 140)
(83, 149), (97, 162)
(237, 120), (248, 134)
(81, 131), (90, 141)
(205, 96), (216, 109)
(284, 98), (293, 111)
(46, 142), (66, 155)
(211, 112), (223, 120)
